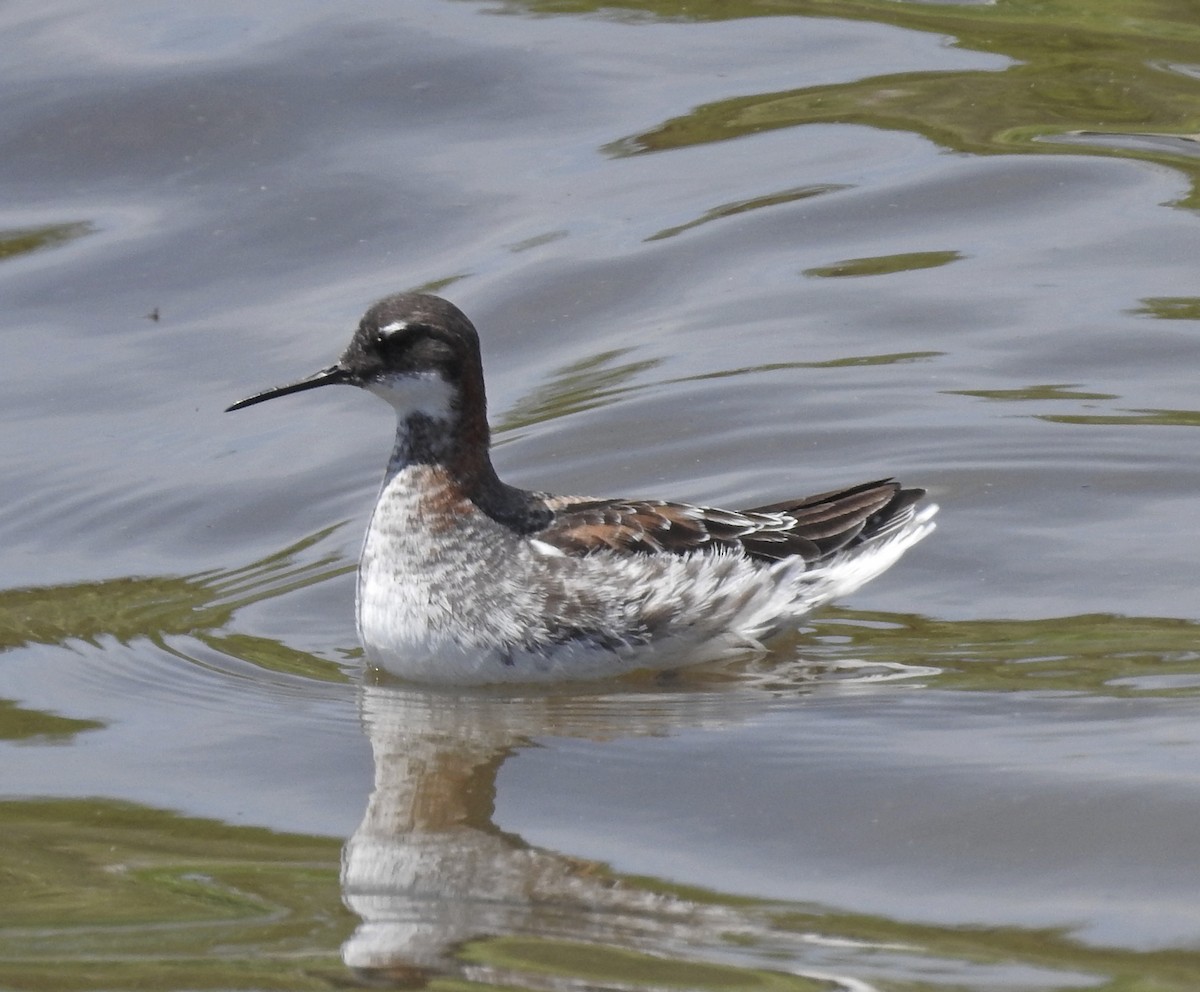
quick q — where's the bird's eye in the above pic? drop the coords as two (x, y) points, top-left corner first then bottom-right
(374, 324), (457, 372)
(375, 321), (409, 349)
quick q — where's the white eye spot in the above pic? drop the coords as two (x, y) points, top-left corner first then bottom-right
(379, 321), (408, 336)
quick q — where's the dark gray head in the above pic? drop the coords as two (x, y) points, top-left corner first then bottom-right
(226, 293), (485, 419)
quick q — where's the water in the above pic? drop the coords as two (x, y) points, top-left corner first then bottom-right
(3, 1), (1200, 989)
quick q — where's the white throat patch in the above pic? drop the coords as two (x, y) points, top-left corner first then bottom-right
(365, 371), (455, 421)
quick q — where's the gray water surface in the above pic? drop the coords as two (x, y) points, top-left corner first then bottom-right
(3, 2), (1200, 989)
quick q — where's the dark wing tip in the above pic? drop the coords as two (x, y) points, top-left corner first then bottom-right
(742, 478), (930, 562)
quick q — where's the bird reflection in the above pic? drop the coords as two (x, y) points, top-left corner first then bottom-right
(340, 677), (770, 986)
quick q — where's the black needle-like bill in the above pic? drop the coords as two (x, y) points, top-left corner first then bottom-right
(225, 364), (353, 412)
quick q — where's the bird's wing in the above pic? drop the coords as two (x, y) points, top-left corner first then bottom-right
(533, 479), (922, 563)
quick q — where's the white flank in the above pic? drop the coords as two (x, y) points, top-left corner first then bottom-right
(800, 502), (937, 603)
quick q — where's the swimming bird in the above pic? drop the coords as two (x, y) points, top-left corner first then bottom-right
(228, 293), (935, 683)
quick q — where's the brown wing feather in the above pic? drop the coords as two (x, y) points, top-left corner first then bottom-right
(536, 497), (732, 556)
(535, 479), (925, 565)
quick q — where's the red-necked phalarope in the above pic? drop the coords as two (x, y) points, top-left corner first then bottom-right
(228, 293), (936, 684)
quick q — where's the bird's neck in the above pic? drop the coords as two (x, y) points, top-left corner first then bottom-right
(383, 410), (549, 535)
(385, 406), (490, 481)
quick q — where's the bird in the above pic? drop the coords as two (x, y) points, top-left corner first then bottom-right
(228, 293), (936, 684)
